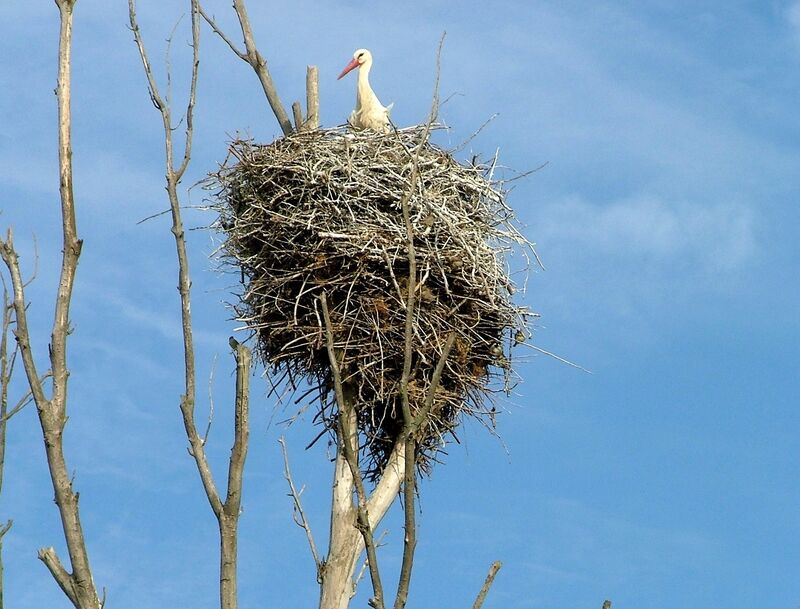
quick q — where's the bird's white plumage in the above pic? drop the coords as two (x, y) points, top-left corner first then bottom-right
(339, 49), (392, 133)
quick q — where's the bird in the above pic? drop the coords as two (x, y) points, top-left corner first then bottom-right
(337, 48), (392, 133)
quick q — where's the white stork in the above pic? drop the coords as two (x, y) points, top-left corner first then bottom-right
(337, 48), (392, 133)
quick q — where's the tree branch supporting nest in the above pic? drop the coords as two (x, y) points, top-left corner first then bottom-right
(198, 0), (318, 135)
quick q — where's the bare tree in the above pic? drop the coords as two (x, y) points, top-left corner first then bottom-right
(128, 2), (252, 608)
(0, 1), (103, 607)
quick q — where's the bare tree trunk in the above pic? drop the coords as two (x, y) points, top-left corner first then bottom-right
(319, 410), (405, 609)
(319, 439), (360, 609)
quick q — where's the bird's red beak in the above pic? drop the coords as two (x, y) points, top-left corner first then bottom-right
(337, 58), (360, 80)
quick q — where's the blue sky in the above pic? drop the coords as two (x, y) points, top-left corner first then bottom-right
(2, 1), (799, 608)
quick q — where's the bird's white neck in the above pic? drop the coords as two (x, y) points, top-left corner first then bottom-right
(356, 60), (379, 107)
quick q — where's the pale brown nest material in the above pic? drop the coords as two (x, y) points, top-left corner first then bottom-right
(209, 125), (534, 478)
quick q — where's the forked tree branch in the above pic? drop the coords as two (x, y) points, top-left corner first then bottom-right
(219, 337), (251, 609)
(0, 2), (102, 606)
(38, 547), (79, 607)
(129, 3), (251, 609)
(198, 1), (293, 135)
(128, 0), (225, 517)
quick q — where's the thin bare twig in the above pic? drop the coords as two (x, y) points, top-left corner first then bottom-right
(1, 282), (15, 609)
(522, 343), (591, 373)
(203, 354), (218, 445)
(0, 374), (52, 425)
(278, 436), (321, 579)
(410, 332), (457, 434)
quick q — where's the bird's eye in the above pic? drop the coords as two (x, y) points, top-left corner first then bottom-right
(357, 52), (364, 59)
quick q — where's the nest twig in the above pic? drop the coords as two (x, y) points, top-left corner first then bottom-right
(208, 125), (534, 478)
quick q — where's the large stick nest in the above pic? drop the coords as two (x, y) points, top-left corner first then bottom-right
(208, 125), (534, 478)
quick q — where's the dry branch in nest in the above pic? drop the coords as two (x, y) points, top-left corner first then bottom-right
(208, 125), (534, 479)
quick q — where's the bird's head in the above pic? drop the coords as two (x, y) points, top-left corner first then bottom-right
(337, 48), (372, 80)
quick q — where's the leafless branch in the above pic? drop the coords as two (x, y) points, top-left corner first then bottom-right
(1, 281), (53, 430)
(197, 0), (293, 135)
(0, 237), (47, 419)
(0, 374), (52, 425)
(129, 3), (252, 609)
(354, 529), (389, 589)
(128, 0), (226, 516)
(471, 560), (502, 609)
(1, 284), (16, 495)
(410, 333), (456, 434)
(0, 2), (103, 606)
(521, 342), (591, 373)
(392, 34), (446, 609)
(38, 547), (79, 607)
(278, 436), (321, 579)
(219, 337), (251, 609)
(196, 5), (245, 58)
(320, 292), (386, 609)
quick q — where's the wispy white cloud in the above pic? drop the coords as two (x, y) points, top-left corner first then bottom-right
(536, 195), (756, 274)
